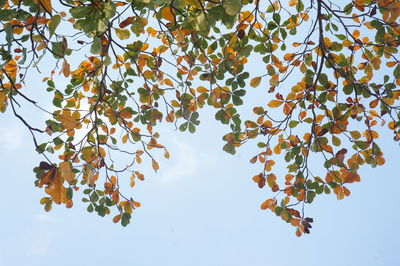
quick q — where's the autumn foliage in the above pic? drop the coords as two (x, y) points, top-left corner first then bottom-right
(0, 0), (399, 235)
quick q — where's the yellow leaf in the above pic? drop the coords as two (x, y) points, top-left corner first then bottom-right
(288, 0), (298, 6)
(196, 86), (209, 93)
(59, 110), (81, 131)
(58, 161), (75, 182)
(143, 70), (155, 79)
(0, 91), (8, 113)
(350, 131), (361, 140)
(267, 100), (283, 108)
(250, 76), (262, 88)
(115, 28), (131, 40)
(152, 159), (159, 172)
(122, 134), (129, 144)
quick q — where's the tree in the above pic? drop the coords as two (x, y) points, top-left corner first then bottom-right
(0, 0), (399, 235)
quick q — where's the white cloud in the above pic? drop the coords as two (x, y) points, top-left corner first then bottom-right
(0, 123), (22, 152)
(159, 133), (217, 183)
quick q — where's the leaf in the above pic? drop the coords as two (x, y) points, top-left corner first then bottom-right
(267, 100), (283, 108)
(45, 171), (67, 204)
(223, 143), (236, 154)
(58, 161), (75, 182)
(113, 214), (121, 223)
(223, 0), (242, 16)
(165, 111), (175, 122)
(332, 135), (341, 146)
(49, 15), (61, 37)
(250, 76), (262, 88)
(34, 0), (52, 14)
(70, 6), (90, 18)
(119, 17), (134, 28)
(164, 149), (170, 159)
(115, 28), (130, 40)
(350, 131), (361, 140)
(51, 42), (66, 59)
(161, 7), (175, 22)
(288, 120), (299, 128)
(152, 159), (159, 172)
(90, 37), (102, 55)
(121, 213), (131, 227)
(39, 161), (53, 170)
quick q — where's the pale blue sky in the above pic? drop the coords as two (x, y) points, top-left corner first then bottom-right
(1, 105), (399, 266)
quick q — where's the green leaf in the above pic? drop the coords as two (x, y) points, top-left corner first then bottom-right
(354, 141), (367, 150)
(372, 142), (381, 155)
(223, 0), (242, 16)
(394, 64), (400, 79)
(179, 122), (188, 132)
(289, 120), (299, 128)
(5, 23), (13, 52)
(193, 13), (209, 33)
(188, 123), (196, 133)
(332, 135), (341, 146)
(306, 191), (316, 203)
(223, 143), (236, 155)
(49, 15), (61, 37)
(102, 1), (116, 19)
(0, 9), (15, 21)
(51, 42), (66, 59)
(90, 37), (102, 55)
(121, 213), (131, 227)
(70, 6), (90, 19)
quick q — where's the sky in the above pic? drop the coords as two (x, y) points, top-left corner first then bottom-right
(1, 2), (400, 265)
(1, 104), (400, 266)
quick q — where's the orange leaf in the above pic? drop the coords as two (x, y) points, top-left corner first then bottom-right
(113, 214), (121, 223)
(161, 7), (175, 22)
(267, 100), (283, 108)
(45, 171), (67, 204)
(164, 149), (170, 159)
(166, 111), (175, 122)
(135, 171), (144, 181)
(34, 0), (52, 14)
(152, 159), (159, 172)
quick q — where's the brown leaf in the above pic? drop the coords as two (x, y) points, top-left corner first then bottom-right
(39, 161), (53, 171)
(45, 170), (67, 204)
(119, 16), (134, 28)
